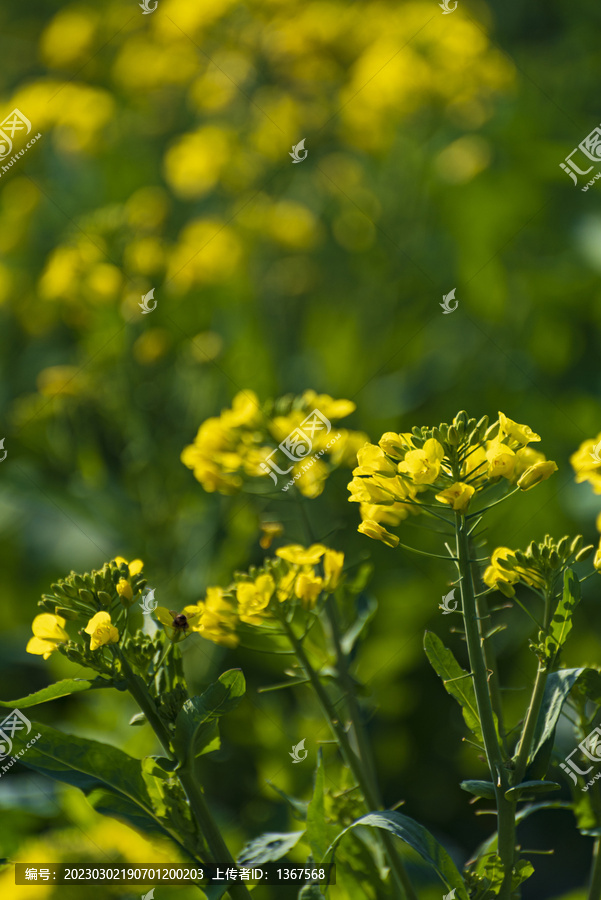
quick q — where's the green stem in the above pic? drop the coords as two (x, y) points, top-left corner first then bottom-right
(588, 838), (601, 900)
(512, 661), (549, 786)
(475, 592), (508, 755)
(455, 513), (515, 900)
(114, 648), (251, 900)
(281, 615), (418, 900)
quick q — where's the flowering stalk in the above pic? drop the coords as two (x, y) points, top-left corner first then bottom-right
(278, 612), (418, 900)
(114, 647), (252, 900)
(454, 512), (516, 900)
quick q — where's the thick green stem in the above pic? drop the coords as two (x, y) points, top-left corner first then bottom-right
(115, 648), (251, 900)
(588, 838), (601, 900)
(512, 661), (549, 786)
(455, 513), (515, 900)
(281, 615), (418, 900)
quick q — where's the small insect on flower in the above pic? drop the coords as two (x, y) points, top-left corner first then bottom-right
(155, 605), (202, 642)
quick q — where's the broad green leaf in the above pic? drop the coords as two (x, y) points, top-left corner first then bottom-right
(325, 811), (469, 899)
(8, 721), (192, 854)
(544, 569), (580, 658)
(513, 859), (535, 888)
(0, 678), (111, 708)
(528, 667), (585, 770)
(460, 780), (496, 799)
(504, 780), (560, 801)
(87, 787), (174, 840)
(424, 632), (499, 746)
(173, 669), (245, 763)
(573, 786), (601, 837)
(237, 831), (305, 865)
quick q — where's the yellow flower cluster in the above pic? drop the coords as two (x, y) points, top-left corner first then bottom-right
(483, 547), (545, 598)
(27, 610), (120, 658)
(350, 412), (557, 547)
(482, 535), (593, 598)
(571, 434), (601, 569)
(181, 389), (367, 497)
(155, 589), (239, 648)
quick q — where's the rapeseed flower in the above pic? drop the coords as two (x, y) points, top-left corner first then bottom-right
(84, 612), (119, 651)
(26, 614), (69, 659)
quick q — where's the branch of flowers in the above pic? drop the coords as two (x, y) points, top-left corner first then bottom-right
(113, 648), (252, 900)
(279, 613), (418, 900)
(454, 512), (516, 900)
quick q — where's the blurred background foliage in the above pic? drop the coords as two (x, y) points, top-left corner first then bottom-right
(0, 0), (600, 897)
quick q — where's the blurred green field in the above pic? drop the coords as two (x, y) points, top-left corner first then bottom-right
(1, 0), (601, 898)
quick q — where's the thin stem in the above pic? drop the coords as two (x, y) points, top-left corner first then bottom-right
(511, 662), (549, 786)
(475, 592), (508, 754)
(588, 838), (601, 900)
(455, 512), (515, 900)
(280, 615), (418, 900)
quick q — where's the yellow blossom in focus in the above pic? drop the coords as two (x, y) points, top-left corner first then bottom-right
(398, 438), (444, 484)
(358, 519), (400, 548)
(486, 440), (515, 479)
(498, 412), (541, 446)
(461, 445), (488, 485)
(571, 434), (601, 495)
(517, 460), (558, 491)
(116, 578), (133, 603)
(155, 605), (203, 643)
(359, 501), (414, 526)
(513, 446), (546, 480)
(294, 569), (324, 607)
(26, 614), (69, 659)
(236, 575), (275, 625)
(85, 612), (119, 651)
(352, 443), (397, 476)
(379, 432), (413, 458)
(435, 482), (475, 513)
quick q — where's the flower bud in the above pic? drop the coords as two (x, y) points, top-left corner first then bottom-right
(54, 606), (82, 621)
(557, 536), (569, 557)
(570, 535), (584, 556)
(447, 425), (459, 446)
(78, 588), (95, 605)
(548, 549), (560, 568)
(97, 590), (113, 605)
(576, 544), (595, 562)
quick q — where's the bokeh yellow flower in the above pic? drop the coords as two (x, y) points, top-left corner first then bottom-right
(237, 575), (275, 625)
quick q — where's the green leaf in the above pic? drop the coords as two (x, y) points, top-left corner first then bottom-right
(512, 859), (535, 889)
(173, 669), (245, 763)
(306, 751), (338, 860)
(341, 595), (378, 655)
(460, 780), (496, 799)
(424, 632), (499, 746)
(544, 569), (580, 658)
(503, 780), (560, 801)
(528, 667), (585, 772)
(325, 811), (469, 899)
(0, 678), (111, 708)
(237, 831), (305, 865)
(9, 721), (194, 855)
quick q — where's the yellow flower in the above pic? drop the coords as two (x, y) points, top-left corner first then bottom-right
(360, 501), (414, 526)
(259, 522), (284, 550)
(276, 544), (326, 565)
(352, 443), (397, 477)
(300, 390), (355, 420)
(193, 588), (238, 646)
(26, 614), (69, 659)
(116, 578), (133, 604)
(323, 549), (344, 591)
(348, 473), (409, 505)
(483, 548), (519, 597)
(517, 460), (558, 491)
(221, 390), (262, 428)
(594, 539), (601, 572)
(155, 605), (203, 642)
(276, 568), (298, 603)
(498, 412), (541, 446)
(435, 482), (475, 513)
(328, 430), (370, 466)
(398, 438), (444, 484)
(295, 458), (330, 498)
(357, 519), (400, 548)
(84, 611), (119, 651)
(486, 440), (516, 479)
(236, 574), (275, 625)
(294, 570), (324, 607)
(513, 446), (546, 480)
(461, 445), (488, 485)
(571, 434), (601, 494)
(114, 556), (144, 576)
(378, 432), (413, 459)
